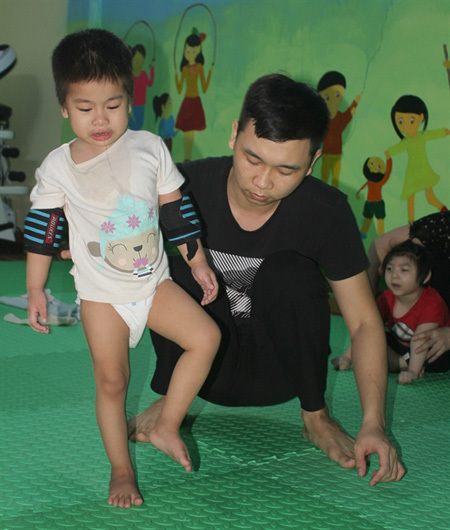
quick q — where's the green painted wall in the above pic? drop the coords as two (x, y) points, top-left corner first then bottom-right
(64, 0), (450, 246)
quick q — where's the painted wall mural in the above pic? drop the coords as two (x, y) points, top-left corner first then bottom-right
(64, 0), (450, 248)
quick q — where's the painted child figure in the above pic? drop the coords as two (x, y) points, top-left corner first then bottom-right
(357, 154), (392, 238)
(317, 71), (360, 188)
(332, 241), (450, 383)
(25, 29), (220, 509)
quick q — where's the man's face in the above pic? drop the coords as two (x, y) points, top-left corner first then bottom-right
(228, 120), (321, 210)
(319, 84), (345, 119)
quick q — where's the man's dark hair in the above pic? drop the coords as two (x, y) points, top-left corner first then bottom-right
(237, 74), (329, 156)
(382, 240), (431, 287)
(52, 28), (133, 105)
(317, 71), (346, 92)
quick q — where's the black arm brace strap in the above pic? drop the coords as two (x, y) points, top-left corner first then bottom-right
(24, 208), (66, 256)
(159, 195), (202, 260)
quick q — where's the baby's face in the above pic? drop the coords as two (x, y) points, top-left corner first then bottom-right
(384, 256), (420, 297)
(61, 79), (130, 160)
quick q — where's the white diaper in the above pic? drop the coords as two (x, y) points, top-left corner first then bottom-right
(112, 294), (155, 348)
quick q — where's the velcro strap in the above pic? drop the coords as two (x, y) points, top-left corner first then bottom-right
(24, 208), (66, 256)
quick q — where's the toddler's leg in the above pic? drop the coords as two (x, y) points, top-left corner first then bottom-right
(81, 301), (143, 508)
(145, 279), (220, 471)
(386, 343), (408, 372)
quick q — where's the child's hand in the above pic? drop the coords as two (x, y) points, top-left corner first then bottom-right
(27, 289), (50, 334)
(331, 344), (352, 370)
(331, 354), (352, 370)
(397, 370), (417, 385)
(191, 263), (219, 305)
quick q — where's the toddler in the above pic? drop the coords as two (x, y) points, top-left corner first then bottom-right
(25, 29), (220, 509)
(332, 240), (450, 383)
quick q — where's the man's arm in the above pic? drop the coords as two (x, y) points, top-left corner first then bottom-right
(330, 271), (405, 485)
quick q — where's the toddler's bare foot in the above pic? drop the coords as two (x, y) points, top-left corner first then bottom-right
(148, 425), (192, 473)
(108, 473), (143, 509)
(128, 397), (166, 442)
(331, 354), (352, 370)
(397, 370), (417, 384)
(302, 408), (356, 469)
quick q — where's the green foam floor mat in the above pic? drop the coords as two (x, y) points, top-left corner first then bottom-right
(1, 261), (449, 529)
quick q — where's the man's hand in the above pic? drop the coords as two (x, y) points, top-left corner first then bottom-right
(355, 423), (405, 486)
(412, 327), (450, 363)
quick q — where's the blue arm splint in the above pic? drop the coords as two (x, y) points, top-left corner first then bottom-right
(159, 195), (202, 260)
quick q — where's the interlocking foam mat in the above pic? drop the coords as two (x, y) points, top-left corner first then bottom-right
(1, 261), (449, 529)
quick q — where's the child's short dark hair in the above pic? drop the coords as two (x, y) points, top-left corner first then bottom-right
(52, 29), (133, 105)
(237, 74), (329, 157)
(382, 240), (431, 287)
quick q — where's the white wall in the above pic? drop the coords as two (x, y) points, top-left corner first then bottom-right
(0, 0), (68, 229)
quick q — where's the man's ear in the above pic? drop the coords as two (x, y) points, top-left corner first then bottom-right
(306, 149), (322, 175)
(228, 119), (239, 151)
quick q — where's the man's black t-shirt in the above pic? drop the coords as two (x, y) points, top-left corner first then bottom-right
(178, 156), (368, 319)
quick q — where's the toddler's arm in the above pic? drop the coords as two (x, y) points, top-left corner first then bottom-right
(398, 323), (439, 384)
(159, 190), (218, 305)
(26, 252), (53, 333)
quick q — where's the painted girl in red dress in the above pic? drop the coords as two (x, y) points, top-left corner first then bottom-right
(175, 29), (213, 162)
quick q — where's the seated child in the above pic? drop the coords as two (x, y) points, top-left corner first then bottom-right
(332, 240), (450, 384)
(25, 29), (221, 509)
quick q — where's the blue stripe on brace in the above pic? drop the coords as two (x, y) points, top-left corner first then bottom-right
(168, 229), (202, 242)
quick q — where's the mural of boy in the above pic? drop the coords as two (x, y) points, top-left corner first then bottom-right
(318, 71), (360, 188)
(357, 155), (392, 238)
(129, 44), (155, 130)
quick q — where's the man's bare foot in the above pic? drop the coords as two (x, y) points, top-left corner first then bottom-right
(331, 354), (352, 370)
(108, 473), (143, 509)
(128, 397), (166, 442)
(148, 424), (192, 473)
(302, 408), (356, 469)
